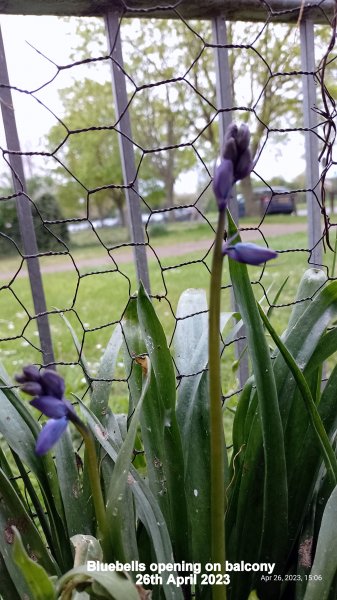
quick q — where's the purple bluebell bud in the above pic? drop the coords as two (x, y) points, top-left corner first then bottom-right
(234, 148), (252, 181)
(15, 365), (41, 384)
(23, 364), (41, 381)
(35, 417), (69, 455)
(213, 123), (253, 213)
(21, 381), (43, 397)
(40, 370), (65, 400)
(222, 123), (252, 183)
(222, 242), (278, 266)
(236, 123), (250, 153)
(213, 158), (234, 212)
(222, 137), (237, 163)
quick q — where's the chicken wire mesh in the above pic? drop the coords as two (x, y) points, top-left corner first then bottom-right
(0, 0), (336, 412)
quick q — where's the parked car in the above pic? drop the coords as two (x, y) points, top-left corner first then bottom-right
(236, 187), (296, 216)
(255, 186), (296, 215)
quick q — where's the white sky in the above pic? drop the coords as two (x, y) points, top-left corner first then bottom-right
(0, 14), (307, 192)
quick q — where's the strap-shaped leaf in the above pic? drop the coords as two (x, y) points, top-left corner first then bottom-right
(303, 484), (337, 600)
(173, 287), (234, 575)
(0, 468), (57, 599)
(54, 428), (92, 537)
(259, 304), (337, 487)
(12, 528), (56, 600)
(0, 551), (20, 600)
(227, 211), (288, 599)
(90, 323), (123, 420)
(78, 402), (183, 600)
(136, 283), (189, 564)
(105, 356), (151, 561)
(122, 297), (173, 535)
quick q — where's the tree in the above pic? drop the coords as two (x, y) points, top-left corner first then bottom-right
(47, 17), (307, 220)
(0, 177), (69, 255)
(47, 78), (128, 226)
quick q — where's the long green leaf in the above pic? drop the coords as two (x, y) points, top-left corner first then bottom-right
(54, 428), (92, 537)
(12, 527), (56, 600)
(136, 283), (189, 563)
(227, 212), (288, 599)
(78, 402), (183, 600)
(0, 468), (57, 599)
(122, 297), (174, 538)
(81, 322), (124, 533)
(173, 288), (234, 581)
(282, 268), (327, 338)
(303, 484), (337, 600)
(90, 322), (123, 420)
(0, 551), (20, 600)
(106, 355), (151, 561)
(10, 449), (54, 552)
(258, 304), (337, 487)
(273, 280), (337, 427)
(286, 363), (337, 548)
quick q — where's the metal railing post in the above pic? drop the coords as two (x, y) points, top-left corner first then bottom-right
(0, 25), (55, 366)
(212, 15), (249, 386)
(300, 18), (323, 267)
(104, 10), (151, 293)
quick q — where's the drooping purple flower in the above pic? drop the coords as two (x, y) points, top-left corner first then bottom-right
(213, 123), (253, 212)
(222, 241), (278, 266)
(35, 417), (69, 456)
(16, 366), (79, 455)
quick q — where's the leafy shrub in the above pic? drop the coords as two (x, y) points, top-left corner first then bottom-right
(0, 192), (69, 255)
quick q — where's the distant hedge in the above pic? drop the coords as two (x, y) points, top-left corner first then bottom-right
(0, 192), (69, 255)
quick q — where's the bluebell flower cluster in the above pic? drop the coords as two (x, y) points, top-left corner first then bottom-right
(212, 123), (277, 265)
(16, 365), (79, 455)
(213, 123), (252, 211)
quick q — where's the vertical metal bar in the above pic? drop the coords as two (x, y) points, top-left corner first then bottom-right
(0, 26), (55, 366)
(212, 16), (239, 223)
(212, 15), (249, 386)
(300, 19), (322, 267)
(104, 10), (151, 293)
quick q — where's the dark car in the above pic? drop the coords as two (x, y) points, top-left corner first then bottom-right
(237, 187), (296, 217)
(255, 186), (296, 215)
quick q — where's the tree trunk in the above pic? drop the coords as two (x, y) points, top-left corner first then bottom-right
(116, 200), (126, 228)
(96, 200), (106, 227)
(165, 114), (176, 221)
(240, 175), (260, 218)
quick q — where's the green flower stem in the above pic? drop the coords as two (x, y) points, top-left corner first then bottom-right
(209, 208), (228, 600)
(74, 421), (109, 555)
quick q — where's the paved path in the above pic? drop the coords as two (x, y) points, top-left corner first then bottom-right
(0, 222), (307, 279)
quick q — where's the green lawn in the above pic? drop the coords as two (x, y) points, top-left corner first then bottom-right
(0, 220), (334, 417)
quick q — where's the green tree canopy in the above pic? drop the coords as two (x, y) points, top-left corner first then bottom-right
(47, 16), (307, 220)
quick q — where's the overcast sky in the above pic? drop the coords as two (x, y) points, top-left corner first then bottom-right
(0, 14), (307, 191)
